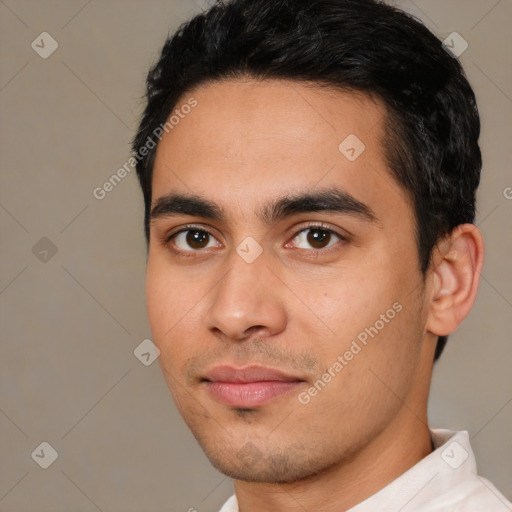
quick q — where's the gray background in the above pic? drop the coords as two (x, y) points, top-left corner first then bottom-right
(1, 0), (511, 511)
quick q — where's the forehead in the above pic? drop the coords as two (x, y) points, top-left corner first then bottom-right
(151, 78), (412, 224)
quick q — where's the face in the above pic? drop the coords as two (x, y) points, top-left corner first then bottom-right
(146, 78), (431, 483)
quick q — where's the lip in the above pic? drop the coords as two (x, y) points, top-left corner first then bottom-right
(203, 365), (305, 408)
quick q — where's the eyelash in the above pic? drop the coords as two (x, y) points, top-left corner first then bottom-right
(164, 222), (349, 255)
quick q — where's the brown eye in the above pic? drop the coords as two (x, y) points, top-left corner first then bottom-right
(306, 229), (331, 249)
(186, 230), (210, 249)
(170, 228), (220, 251)
(290, 226), (344, 250)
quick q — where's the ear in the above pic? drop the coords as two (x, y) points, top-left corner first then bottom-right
(425, 224), (485, 336)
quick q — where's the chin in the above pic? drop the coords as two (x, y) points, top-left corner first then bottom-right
(199, 438), (339, 484)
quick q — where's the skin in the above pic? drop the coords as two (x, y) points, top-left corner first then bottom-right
(145, 78), (484, 511)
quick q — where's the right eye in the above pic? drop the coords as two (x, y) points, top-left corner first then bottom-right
(167, 227), (222, 252)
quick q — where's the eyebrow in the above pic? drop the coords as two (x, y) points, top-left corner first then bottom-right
(150, 188), (378, 225)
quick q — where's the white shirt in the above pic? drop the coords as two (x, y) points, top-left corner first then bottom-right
(218, 429), (511, 511)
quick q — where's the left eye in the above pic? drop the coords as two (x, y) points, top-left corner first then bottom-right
(290, 228), (343, 250)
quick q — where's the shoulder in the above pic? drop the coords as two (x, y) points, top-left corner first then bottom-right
(416, 474), (511, 512)
(218, 494), (238, 512)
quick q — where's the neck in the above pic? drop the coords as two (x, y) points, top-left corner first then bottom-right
(233, 410), (432, 512)
(232, 341), (437, 512)
(232, 337), (438, 512)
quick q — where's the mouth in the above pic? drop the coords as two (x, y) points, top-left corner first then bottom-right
(202, 365), (306, 408)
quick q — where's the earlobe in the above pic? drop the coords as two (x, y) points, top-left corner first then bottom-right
(426, 224), (485, 336)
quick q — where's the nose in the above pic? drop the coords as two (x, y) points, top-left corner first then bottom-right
(204, 248), (287, 342)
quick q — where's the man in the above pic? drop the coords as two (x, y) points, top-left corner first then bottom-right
(132, 0), (511, 510)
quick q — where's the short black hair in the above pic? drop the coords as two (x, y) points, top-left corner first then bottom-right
(133, 0), (482, 361)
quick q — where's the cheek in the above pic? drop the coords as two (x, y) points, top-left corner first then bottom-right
(314, 288), (423, 417)
(294, 262), (393, 341)
(297, 253), (422, 380)
(145, 256), (213, 375)
(295, 309), (423, 448)
(145, 258), (192, 348)
(145, 262), (171, 343)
